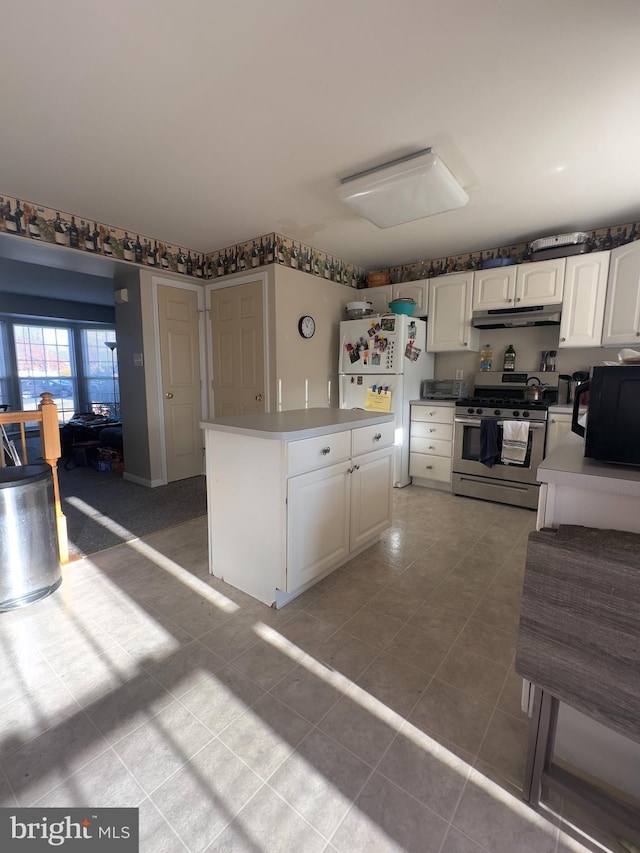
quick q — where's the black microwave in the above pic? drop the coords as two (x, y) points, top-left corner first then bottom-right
(571, 365), (640, 466)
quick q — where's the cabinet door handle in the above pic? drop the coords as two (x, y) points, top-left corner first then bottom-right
(429, 428), (436, 433)
(515, 297), (521, 302)
(321, 447), (331, 455)
(353, 463), (360, 470)
(560, 337), (566, 342)
(428, 445), (435, 450)
(426, 465), (433, 470)
(636, 331), (640, 337)
(463, 342), (468, 346)
(373, 433), (382, 441)
(165, 392), (174, 399)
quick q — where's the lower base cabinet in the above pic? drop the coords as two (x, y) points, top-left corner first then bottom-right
(545, 412), (573, 457)
(203, 419), (394, 607)
(287, 445), (392, 592)
(409, 401), (454, 490)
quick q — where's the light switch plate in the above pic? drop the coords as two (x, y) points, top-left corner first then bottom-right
(455, 369), (464, 380)
(133, 353), (144, 367)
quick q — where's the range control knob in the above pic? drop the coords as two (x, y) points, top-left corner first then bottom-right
(467, 407), (474, 414)
(522, 411), (530, 417)
(476, 408), (483, 415)
(494, 409), (501, 416)
(513, 410), (520, 417)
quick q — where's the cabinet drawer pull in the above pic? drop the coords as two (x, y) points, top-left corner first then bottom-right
(321, 447), (331, 455)
(373, 433), (382, 441)
(426, 465), (434, 470)
(429, 428), (436, 433)
(428, 445), (434, 450)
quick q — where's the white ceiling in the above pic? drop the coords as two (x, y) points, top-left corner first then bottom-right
(2, 0), (640, 272)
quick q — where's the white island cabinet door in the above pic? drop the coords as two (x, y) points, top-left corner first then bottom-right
(286, 460), (351, 593)
(349, 446), (393, 552)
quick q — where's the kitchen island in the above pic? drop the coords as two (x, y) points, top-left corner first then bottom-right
(200, 408), (395, 608)
(523, 433), (640, 811)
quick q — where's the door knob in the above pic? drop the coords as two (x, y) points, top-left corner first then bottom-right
(255, 394), (263, 401)
(165, 392), (174, 399)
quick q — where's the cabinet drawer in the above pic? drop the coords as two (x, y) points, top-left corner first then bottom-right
(410, 421), (454, 442)
(351, 421), (395, 457)
(287, 430), (351, 476)
(410, 405), (455, 425)
(409, 452), (452, 483)
(410, 437), (452, 458)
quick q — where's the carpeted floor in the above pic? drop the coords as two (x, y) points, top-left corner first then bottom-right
(57, 462), (207, 558)
(21, 437), (207, 558)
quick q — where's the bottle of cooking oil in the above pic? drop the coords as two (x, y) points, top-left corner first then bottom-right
(503, 344), (516, 371)
(480, 344), (493, 372)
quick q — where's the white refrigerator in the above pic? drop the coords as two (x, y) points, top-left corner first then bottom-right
(338, 314), (434, 487)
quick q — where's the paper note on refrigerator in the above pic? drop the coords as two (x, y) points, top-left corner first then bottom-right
(365, 388), (392, 412)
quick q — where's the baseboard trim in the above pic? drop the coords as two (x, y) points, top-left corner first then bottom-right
(123, 472), (166, 488)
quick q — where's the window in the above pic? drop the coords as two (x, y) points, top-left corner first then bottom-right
(0, 321), (7, 408)
(2, 320), (120, 423)
(82, 329), (119, 417)
(15, 324), (77, 422)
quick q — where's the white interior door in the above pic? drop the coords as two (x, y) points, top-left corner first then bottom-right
(209, 279), (266, 416)
(157, 283), (204, 482)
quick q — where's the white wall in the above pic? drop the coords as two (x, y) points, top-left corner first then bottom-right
(434, 324), (622, 390)
(273, 265), (355, 410)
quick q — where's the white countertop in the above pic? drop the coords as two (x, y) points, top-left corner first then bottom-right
(200, 408), (394, 440)
(538, 433), (640, 496)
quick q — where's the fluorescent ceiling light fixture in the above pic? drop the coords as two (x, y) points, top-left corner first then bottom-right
(336, 148), (468, 228)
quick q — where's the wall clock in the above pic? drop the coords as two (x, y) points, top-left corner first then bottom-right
(298, 315), (316, 338)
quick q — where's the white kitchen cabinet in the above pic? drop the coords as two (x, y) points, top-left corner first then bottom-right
(392, 279), (429, 316)
(287, 460), (352, 592)
(516, 259), (565, 306)
(472, 266), (517, 310)
(427, 272), (479, 352)
(364, 284), (393, 314)
(602, 240), (640, 346)
(409, 402), (454, 490)
(201, 409), (394, 607)
(545, 412), (573, 457)
(559, 252), (609, 348)
(287, 441), (393, 590)
(472, 259), (565, 310)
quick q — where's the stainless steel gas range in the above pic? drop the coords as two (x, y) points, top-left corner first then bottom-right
(452, 372), (559, 509)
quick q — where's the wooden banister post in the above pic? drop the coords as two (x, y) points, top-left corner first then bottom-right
(39, 393), (69, 564)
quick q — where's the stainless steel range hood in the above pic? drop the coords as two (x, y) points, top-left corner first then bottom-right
(472, 304), (562, 329)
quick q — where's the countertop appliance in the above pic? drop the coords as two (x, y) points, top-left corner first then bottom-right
(452, 372), (559, 509)
(420, 378), (468, 400)
(339, 313), (433, 486)
(571, 365), (640, 467)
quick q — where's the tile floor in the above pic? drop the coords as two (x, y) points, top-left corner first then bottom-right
(0, 487), (622, 852)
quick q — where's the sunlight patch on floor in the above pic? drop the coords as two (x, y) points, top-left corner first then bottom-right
(66, 497), (238, 613)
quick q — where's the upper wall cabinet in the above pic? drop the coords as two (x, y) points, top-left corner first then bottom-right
(427, 272), (479, 353)
(365, 284), (393, 314)
(472, 266), (517, 310)
(602, 240), (640, 346)
(472, 258), (565, 311)
(392, 280), (429, 316)
(559, 252), (609, 348)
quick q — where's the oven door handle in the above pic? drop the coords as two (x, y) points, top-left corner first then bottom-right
(454, 417), (545, 430)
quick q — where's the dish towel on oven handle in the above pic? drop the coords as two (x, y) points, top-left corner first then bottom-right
(501, 420), (529, 465)
(480, 419), (500, 468)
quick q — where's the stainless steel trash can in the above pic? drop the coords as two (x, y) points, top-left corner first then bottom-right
(0, 464), (61, 611)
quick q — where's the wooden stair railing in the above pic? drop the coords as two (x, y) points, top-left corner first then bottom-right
(0, 393), (69, 564)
